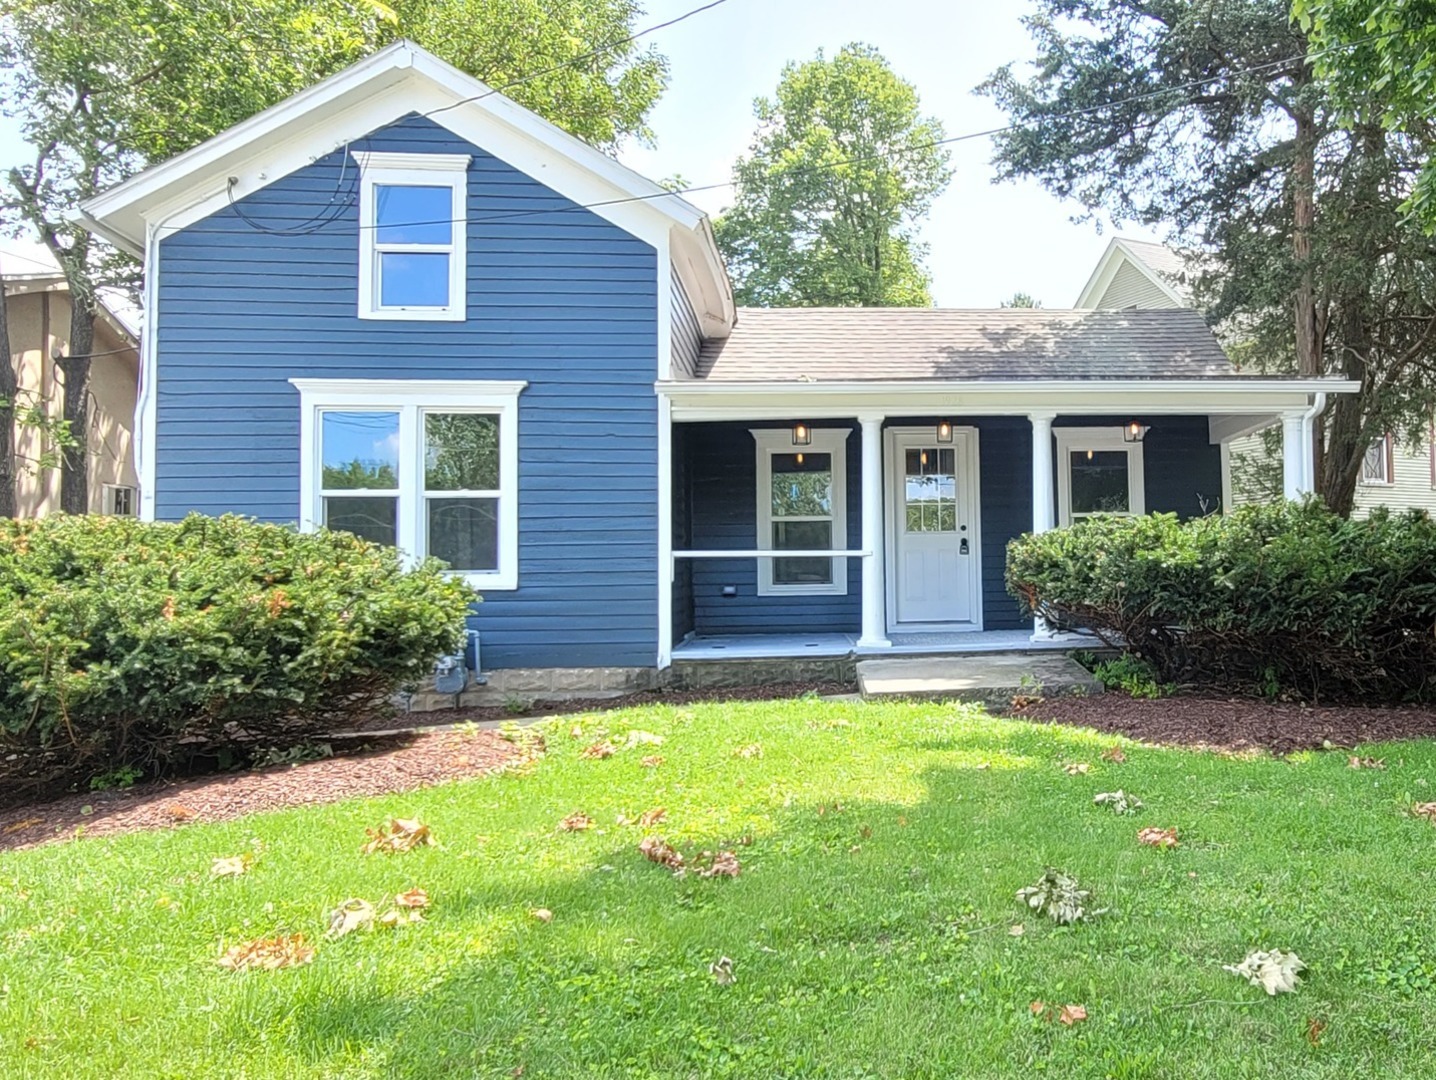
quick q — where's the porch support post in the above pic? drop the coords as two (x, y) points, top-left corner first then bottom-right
(1281, 411), (1308, 500)
(857, 413), (891, 649)
(1029, 411), (1057, 640)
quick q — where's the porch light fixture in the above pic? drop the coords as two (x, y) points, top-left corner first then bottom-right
(1124, 420), (1149, 443)
(936, 420), (953, 443)
(792, 422), (812, 447)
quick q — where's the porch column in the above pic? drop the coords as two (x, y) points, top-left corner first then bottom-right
(857, 413), (891, 649)
(1029, 411), (1057, 641)
(1281, 411), (1308, 500)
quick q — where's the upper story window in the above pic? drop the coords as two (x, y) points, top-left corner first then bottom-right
(1053, 427), (1147, 526)
(354, 152), (470, 321)
(1360, 433), (1394, 486)
(291, 378), (525, 590)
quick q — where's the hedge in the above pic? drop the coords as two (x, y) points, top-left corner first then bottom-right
(1005, 501), (1436, 702)
(0, 514), (476, 801)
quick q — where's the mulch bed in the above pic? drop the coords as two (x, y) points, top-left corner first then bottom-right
(353, 680), (856, 730)
(0, 728), (519, 854)
(1018, 693), (1436, 755)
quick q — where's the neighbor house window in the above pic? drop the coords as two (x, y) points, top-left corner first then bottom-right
(103, 484), (136, 516)
(291, 378), (525, 589)
(1054, 427), (1146, 526)
(354, 151), (469, 321)
(751, 428), (850, 596)
(1361, 433), (1393, 486)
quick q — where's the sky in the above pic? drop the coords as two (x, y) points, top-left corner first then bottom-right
(0, 0), (1166, 307)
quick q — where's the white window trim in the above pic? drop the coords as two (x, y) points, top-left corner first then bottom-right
(103, 483), (137, 516)
(1054, 427), (1146, 526)
(1359, 432), (1394, 487)
(751, 427), (850, 597)
(291, 378), (526, 590)
(354, 151), (469, 321)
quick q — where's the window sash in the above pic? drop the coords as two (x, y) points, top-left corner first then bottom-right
(1053, 428), (1146, 527)
(751, 428), (849, 597)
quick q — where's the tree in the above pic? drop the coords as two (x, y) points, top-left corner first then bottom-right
(1001, 292), (1042, 308)
(715, 44), (952, 307)
(0, 271), (14, 517)
(1295, 0), (1436, 227)
(1, 0), (669, 512)
(979, 0), (1436, 517)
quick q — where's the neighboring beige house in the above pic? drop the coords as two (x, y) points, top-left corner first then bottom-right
(3, 248), (140, 517)
(1076, 237), (1433, 517)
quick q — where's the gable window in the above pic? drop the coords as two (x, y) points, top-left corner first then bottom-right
(354, 152), (469, 321)
(293, 379), (524, 589)
(752, 428), (850, 596)
(1054, 428), (1146, 526)
(1361, 433), (1394, 486)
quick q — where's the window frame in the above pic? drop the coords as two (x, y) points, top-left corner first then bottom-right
(1360, 432), (1395, 487)
(751, 427), (850, 597)
(353, 151), (470, 322)
(292, 379), (526, 590)
(103, 483), (136, 516)
(1053, 427), (1147, 526)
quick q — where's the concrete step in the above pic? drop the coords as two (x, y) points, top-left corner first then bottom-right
(856, 651), (1103, 708)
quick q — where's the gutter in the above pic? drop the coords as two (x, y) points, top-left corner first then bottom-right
(1300, 392), (1328, 492)
(657, 377), (1365, 396)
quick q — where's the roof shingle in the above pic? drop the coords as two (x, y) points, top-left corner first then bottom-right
(694, 307), (1234, 382)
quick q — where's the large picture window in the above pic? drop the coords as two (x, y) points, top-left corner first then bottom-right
(354, 151), (469, 321)
(294, 379), (525, 589)
(1054, 428), (1146, 526)
(752, 428), (850, 596)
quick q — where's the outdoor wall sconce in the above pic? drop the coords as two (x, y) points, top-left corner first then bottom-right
(792, 422), (812, 446)
(1124, 420), (1149, 443)
(936, 420), (953, 443)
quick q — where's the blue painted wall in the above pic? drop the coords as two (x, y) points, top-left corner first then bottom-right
(154, 114), (660, 669)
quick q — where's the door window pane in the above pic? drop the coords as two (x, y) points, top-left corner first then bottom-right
(773, 520), (832, 585)
(1070, 450), (1131, 515)
(903, 447), (957, 532)
(375, 185), (453, 244)
(324, 495), (398, 547)
(425, 413), (499, 491)
(427, 498), (498, 571)
(770, 453), (832, 516)
(321, 411), (399, 489)
(379, 252), (451, 307)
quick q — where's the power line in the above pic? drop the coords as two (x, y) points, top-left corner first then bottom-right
(169, 26), (1404, 240)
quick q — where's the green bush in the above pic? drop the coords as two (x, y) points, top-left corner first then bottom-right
(1090, 655), (1173, 699)
(0, 514), (475, 801)
(1006, 500), (1436, 702)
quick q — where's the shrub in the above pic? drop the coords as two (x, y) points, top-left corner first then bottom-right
(0, 514), (475, 802)
(1006, 500), (1436, 702)
(1090, 654), (1173, 699)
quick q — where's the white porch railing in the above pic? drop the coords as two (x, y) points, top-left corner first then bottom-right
(671, 550), (872, 560)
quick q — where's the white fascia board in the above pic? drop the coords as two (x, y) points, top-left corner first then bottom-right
(1074, 238), (1186, 309)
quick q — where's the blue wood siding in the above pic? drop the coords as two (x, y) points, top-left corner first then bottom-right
(680, 415), (1221, 636)
(154, 114), (659, 669)
(671, 269), (701, 379)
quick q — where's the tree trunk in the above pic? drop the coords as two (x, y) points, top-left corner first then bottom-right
(58, 299), (94, 515)
(0, 273), (15, 518)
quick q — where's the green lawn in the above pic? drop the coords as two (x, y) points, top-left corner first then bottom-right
(3, 698), (1436, 1079)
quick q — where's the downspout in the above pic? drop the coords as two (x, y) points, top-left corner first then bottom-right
(1300, 392), (1326, 495)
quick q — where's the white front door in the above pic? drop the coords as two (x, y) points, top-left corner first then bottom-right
(887, 428), (981, 628)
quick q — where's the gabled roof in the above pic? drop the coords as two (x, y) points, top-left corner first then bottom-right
(1074, 237), (1204, 308)
(696, 307), (1233, 381)
(1, 241), (140, 341)
(77, 39), (733, 336)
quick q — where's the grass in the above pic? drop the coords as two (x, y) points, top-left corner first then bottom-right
(3, 698), (1436, 1078)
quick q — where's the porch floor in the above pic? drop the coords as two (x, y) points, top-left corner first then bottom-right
(671, 628), (1098, 662)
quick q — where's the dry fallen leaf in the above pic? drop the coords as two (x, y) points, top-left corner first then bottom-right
(378, 908), (424, 928)
(709, 956), (735, 986)
(695, 850), (741, 878)
(568, 724), (584, 739)
(1009, 924), (1025, 937)
(1101, 746), (1127, 764)
(640, 755), (665, 768)
(361, 818), (436, 854)
(395, 888), (430, 910)
(580, 741), (616, 760)
(638, 835), (685, 871)
(1413, 802), (1436, 820)
(1137, 826), (1179, 848)
(210, 853), (253, 878)
(217, 934), (315, 971)
(625, 730), (664, 749)
(1348, 756), (1385, 770)
(1058, 1004), (1088, 1026)
(1029, 1000), (1047, 1017)
(530, 908), (553, 923)
(1306, 1017), (1326, 1046)
(733, 743), (762, 759)
(327, 898), (377, 938)
(1225, 949), (1305, 995)
(164, 804), (197, 822)
(636, 807), (667, 828)
(1063, 762), (1091, 775)
(558, 812), (594, 832)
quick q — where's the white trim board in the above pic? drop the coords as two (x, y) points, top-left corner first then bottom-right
(1074, 237), (1188, 308)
